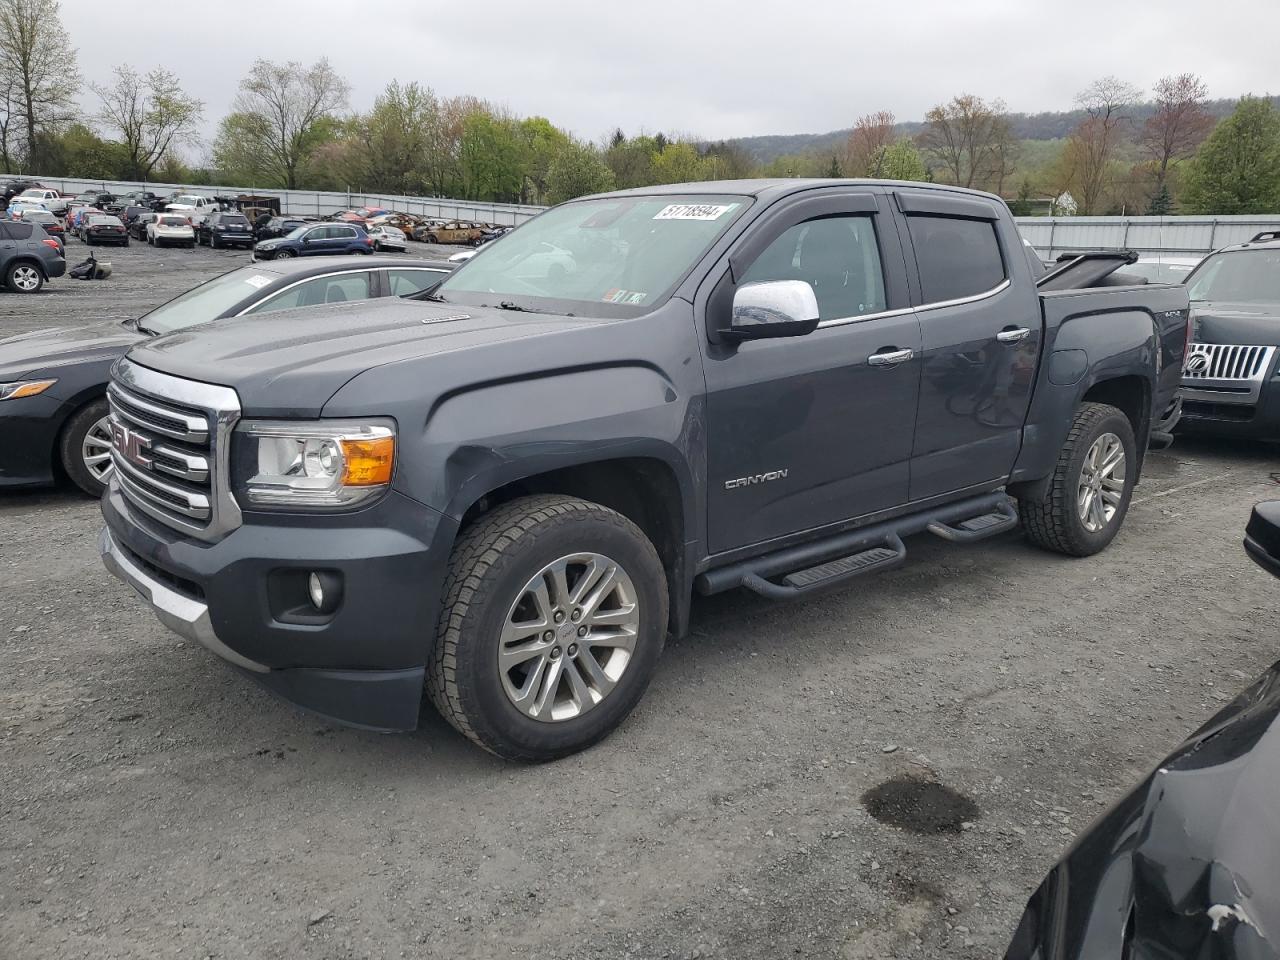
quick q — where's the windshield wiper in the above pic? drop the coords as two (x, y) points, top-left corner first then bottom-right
(135, 321), (159, 336)
(497, 301), (530, 312)
(416, 292), (449, 303)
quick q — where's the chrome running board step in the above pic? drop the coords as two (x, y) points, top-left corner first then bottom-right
(695, 491), (1018, 601)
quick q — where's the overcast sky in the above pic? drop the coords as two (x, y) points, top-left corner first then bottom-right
(62, 0), (1280, 157)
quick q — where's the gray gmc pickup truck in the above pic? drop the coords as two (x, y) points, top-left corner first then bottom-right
(99, 179), (1189, 760)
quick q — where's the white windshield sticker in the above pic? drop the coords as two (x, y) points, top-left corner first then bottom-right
(653, 203), (737, 221)
(243, 274), (273, 289)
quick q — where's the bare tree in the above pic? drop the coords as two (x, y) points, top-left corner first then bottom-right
(918, 95), (1014, 190)
(93, 65), (202, 180)
(1141, 73), (1214, 195)
(1068, 76), (1142, 214)
(844, 111), (895, 177)
(0, 0), (79, 169)
(232, 58), (349, 188)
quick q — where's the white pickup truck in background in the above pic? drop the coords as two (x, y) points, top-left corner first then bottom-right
(163, 194), (217, 224)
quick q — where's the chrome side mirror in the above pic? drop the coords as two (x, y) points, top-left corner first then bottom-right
(725, 280), (820, 341)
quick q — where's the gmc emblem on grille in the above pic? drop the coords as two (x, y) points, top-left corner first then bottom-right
(110, 420), (153, 470)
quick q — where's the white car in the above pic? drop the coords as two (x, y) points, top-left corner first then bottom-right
(13, 187), (67, 215)
(164, 194), (217, 226)
(367, 224), (408, 252)
(147, 213), (196, 248)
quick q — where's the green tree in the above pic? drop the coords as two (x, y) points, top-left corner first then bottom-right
(651, 142), (703, 183)
(604, 133), (658, 189)
(1145, 183), (1173, 215)
(212, 111), (274, 185)
(458, 110), (524, 201)
(229, 57), (349, 188)
(363, 80), (436, 194)
(1181, 96), (1280, 214)
(518, 116), (569, 204)
(825, 154), (842, 178)
(33, 123), (125, 178)
(0, 0), (80, 169)
(545, 141), (615, 203)
(876, 140), (927, 181)
(92, 65), (202, 180)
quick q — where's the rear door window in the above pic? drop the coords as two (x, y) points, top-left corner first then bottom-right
(2, 221), (33, 240)
(244, 272), (374, 313)
(905, 215), (1006, 303)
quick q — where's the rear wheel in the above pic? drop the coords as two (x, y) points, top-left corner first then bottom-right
(427, 495), (668, 761)
(1019, 402), (1137, 557)
(426, 234), (438, 244)
(60, 398), (113, 497)
(6, 262), (43, 293)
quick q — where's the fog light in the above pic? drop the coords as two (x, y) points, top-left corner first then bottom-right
(308, 572), (325, 610)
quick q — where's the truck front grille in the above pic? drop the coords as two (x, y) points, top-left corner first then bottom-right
(107, 360), (242, 541)
(1182, 343), (1276, 406)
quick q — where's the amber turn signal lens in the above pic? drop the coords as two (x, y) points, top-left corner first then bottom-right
(0, 379), (58, 400)
(339, 435), (394, 486)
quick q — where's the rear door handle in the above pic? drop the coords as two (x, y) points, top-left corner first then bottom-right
(997, 327), (1031, 344)
(867, 348), (914, 367)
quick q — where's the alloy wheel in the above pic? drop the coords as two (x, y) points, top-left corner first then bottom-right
(1078, 432), (1126, 533)
(498, 552), (640, 722)
(81, 416), (114, 483)
(11, 265), (40, 291)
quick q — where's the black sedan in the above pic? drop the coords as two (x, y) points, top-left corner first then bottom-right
(82, 214), (129, 246)
(0, 256), (452, 496)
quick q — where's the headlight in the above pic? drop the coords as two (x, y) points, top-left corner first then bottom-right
(0, 378), (57, 400)
(233, 419), (395, 509)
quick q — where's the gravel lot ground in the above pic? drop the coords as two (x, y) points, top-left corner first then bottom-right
(2, 239), (1279, 959)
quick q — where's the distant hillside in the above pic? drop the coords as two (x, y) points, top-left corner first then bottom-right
(729, 96), (1279, 164)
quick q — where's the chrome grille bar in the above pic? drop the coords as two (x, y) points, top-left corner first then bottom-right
(1182, 342), (1276, 407)
(107, 360), (242, 541)
(108, 382), (209, 443)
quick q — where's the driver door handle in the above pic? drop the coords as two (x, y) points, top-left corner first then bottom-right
(867, 348), (914, 367)
(997, 327), (1031, 344)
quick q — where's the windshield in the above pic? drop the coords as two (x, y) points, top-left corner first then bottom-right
(138, 265), (279, 335)
(284, 226), (309, 239)
(1187, 250), (1280, 304)
(18, 189), (44, 198)
(436, 194), (749, 316)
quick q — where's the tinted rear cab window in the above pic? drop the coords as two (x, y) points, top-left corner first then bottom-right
(906, 215), (1006, 303)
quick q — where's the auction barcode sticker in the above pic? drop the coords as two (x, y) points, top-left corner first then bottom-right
(243, 274), (273, 289)
(653, 203), (737, 221)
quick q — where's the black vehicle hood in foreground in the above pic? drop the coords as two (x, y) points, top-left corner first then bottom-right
(127, 297), (600, 415)
(0, 320), (144, 380)
(1192, 302), (1280, 347)
(1006, 505), (1280, 960)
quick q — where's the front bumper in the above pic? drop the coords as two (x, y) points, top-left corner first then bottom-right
(0, 391), (66, 487)
(1176, 379), (1280, 440)
(100, 481), (456, 730)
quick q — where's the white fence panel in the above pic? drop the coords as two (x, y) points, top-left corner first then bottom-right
(1015, 216), (1280, 258)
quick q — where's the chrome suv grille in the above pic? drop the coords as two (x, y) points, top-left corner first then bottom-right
(107, 359), (242, 541)
(1182, 343), (1277, 406)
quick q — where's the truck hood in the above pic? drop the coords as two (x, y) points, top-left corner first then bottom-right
(0, 320), (144, 380)
(127, 297), (599, 415)
(1191, 301), (1280, 347)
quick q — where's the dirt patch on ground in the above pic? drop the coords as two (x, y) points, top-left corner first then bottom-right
(863, 777), (981, 834)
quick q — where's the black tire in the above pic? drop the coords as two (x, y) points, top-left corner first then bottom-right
(427, 495), (668, 762)
(59, 397), (112, 498)
(6, 261), (43, 293)
(123, 238), (129, 247)
(210, 234), (220, 249)
(1019, 401), (1137, 557)
(275, 248), (296, 259)
(426, 234), (438, 244)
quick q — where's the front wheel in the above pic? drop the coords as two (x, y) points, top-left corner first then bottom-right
(274, 248), (296, 258)
(1019, 401), (1137, 557)
(60, 398), (113, 497)
(427, 495), (668, 761)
